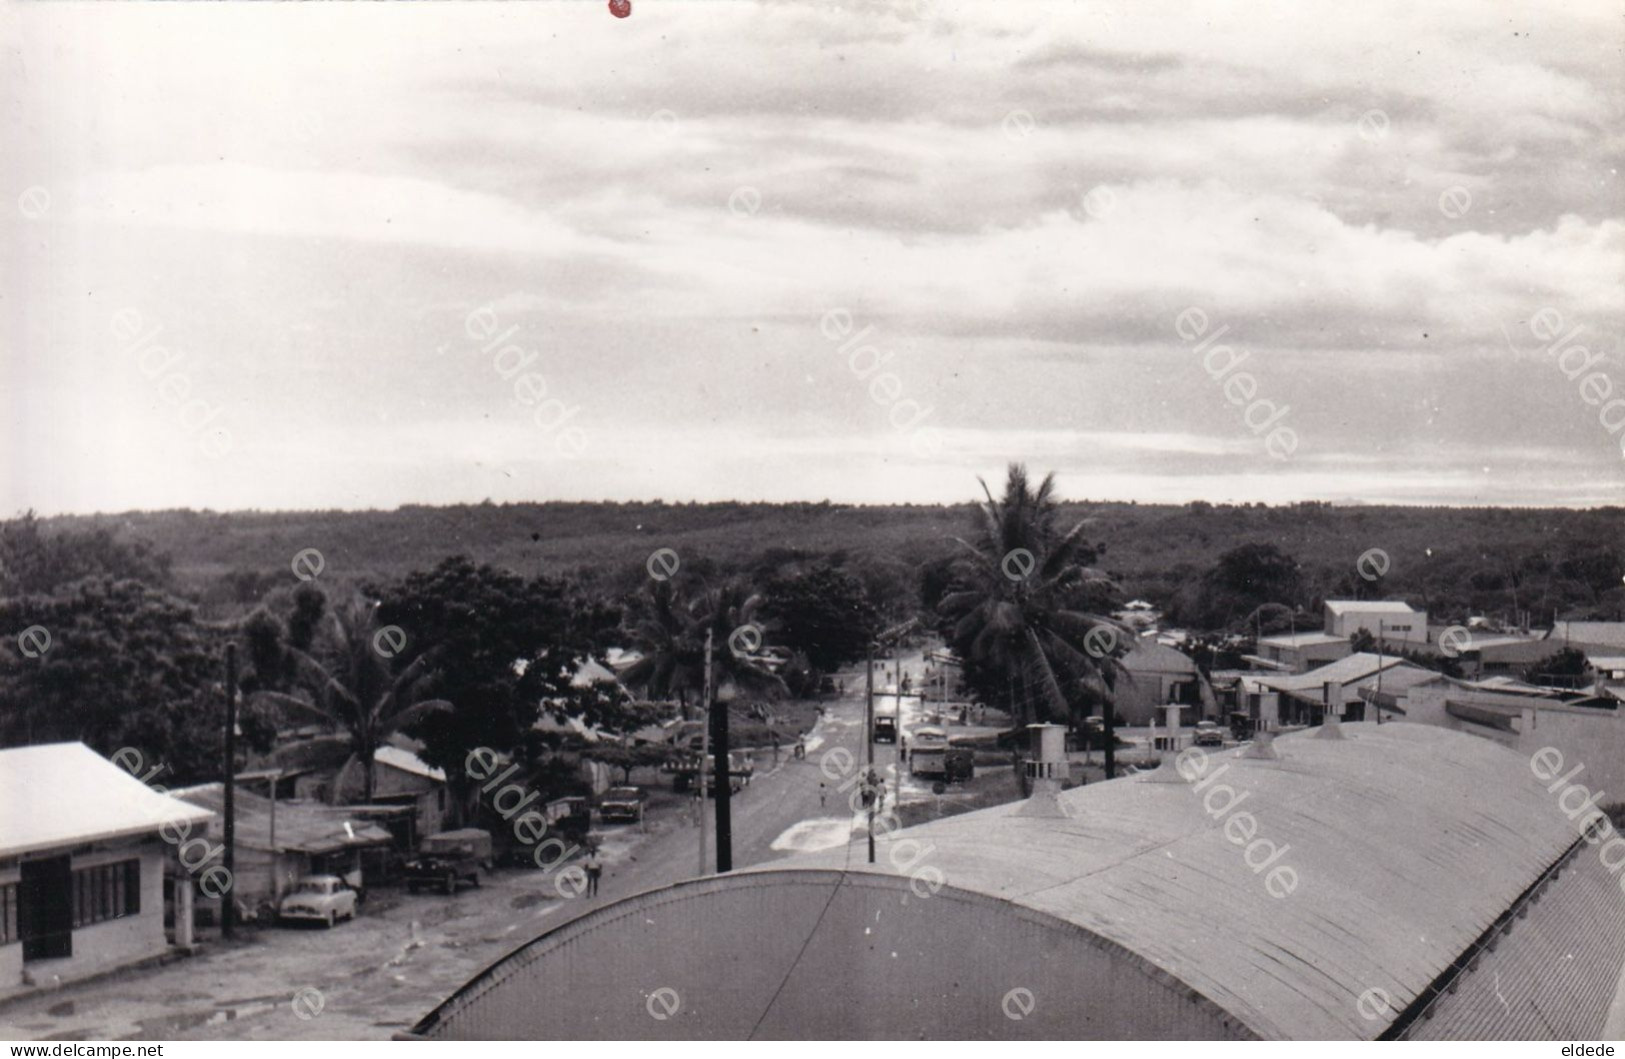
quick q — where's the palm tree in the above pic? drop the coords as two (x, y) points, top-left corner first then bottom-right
(248, 594), (452, 802)
(938, 464), (1127, 776)
(619, 580), (788, 711)
(618, 580), (704, 717)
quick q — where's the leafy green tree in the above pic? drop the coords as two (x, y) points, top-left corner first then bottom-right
(761, 564), (879, 673)
(0, 578), (270, 781)
(1524, 647), (1592, 687)
(372, 556), (617, 804)
(0, 513), (171, 596)
(584, 742), (670, 785)
(1197, 542), (1303, 630)
(936, 464), (1126, 772)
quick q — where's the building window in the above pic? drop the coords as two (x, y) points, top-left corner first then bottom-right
(70, 861), (140, 928)
(0, 883), (16, 944)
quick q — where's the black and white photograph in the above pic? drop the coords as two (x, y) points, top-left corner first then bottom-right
(2, 0), (1624, 1045)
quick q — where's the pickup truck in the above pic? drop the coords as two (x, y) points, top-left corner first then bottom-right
(406, 828), (492, 894)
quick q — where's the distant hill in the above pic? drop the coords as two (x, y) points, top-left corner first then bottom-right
(37, 500), (1625, 627)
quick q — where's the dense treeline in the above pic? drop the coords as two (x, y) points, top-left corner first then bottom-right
(32, 499), (1625, 626)
(2, 487), (1620, 797)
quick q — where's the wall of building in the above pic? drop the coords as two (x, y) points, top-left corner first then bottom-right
(0, 860), (19, 993)
(1329, 609), (1428, 644)
(413, 870), (1254, 1040)
(1403, 684), (1625, 798)
(0, 839), (171, 1002)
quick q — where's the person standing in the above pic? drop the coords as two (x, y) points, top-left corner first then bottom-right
(584, 851), (602, 897)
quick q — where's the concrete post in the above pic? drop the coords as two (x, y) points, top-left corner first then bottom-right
(175, 877), (195, 951)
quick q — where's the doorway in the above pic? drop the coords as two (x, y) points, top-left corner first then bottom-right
(19, 855), (72, 961)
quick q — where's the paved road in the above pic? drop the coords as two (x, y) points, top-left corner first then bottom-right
(0, 659), (904, 1042)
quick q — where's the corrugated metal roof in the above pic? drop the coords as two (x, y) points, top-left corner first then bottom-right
(766, 722), (1577, 1040)
(1253, 652), (1419, 693)
(374, 745), (446, 782)
(1122, 639), (1199, 674)
(1407, 846), (1625, 1039)
(1550, 622), (1625, 649)
(173, 783), (391, 855)
(0, 742), (216, 857)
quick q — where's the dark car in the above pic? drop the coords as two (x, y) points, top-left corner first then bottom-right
(874, 715), (897, 744)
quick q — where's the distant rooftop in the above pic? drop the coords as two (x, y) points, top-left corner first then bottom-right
(1549, 622), (1625, 649)
(1258, 631), (1349, 648)
(1325, 600), (1420, 615)
(1252, 651), (1419, 694)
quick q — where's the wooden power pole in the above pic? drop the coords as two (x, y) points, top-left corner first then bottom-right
(710, 628), (733, 873)
(697, 628), (711, 876)
(222, 642), (238, 939)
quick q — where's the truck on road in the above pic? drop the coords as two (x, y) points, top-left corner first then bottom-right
(406, 828), (492, 894)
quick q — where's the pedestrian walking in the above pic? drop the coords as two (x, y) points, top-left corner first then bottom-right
(584, 851), (602, 897)
(819, 782), (827, 808)
(795, 734), (806, 760)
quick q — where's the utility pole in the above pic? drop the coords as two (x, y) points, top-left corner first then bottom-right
(710, 628), (733, 873)
(1374, 619), (1384, 725)
(866, 641), (876, 865)
(222, 643), (238, 939)
(697, 629), (711, 876)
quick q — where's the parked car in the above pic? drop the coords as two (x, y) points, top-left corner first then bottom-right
(1193, 720), (1224, 747)
(278, 875), (357, 927)
(406, 828), (491, 894)
(599, 786), (648, 823)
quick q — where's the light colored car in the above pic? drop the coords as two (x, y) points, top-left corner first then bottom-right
(599, 786), (647, 823)
(1193, 720), (1224, 747)
(278, 875), (358, 927)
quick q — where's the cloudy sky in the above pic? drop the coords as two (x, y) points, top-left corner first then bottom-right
(3, 0), (1622, 514)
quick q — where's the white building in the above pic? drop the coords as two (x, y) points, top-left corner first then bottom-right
(0, 743), (215, 1001)
(1324, 600), (1427, 644)
(1254, 630), (1352, 673)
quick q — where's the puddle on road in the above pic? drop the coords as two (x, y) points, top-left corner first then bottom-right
(133, 996), (279, 1038)
(770, 817), (859, 853)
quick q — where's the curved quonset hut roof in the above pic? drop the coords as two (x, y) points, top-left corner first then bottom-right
(408, 723), (1585, 1040)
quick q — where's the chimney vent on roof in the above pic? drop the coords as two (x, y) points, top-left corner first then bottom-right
(1143, 705), (1192, 783)
(1242, 730), (1281, 760)
(1317, 680), (1346, 740)
(1016, 723), (1073, 818)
